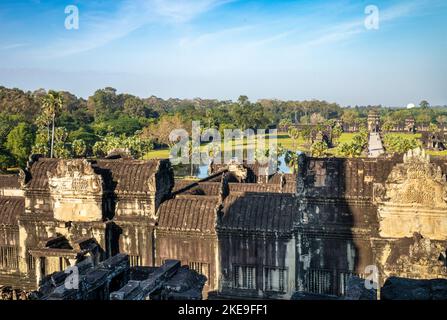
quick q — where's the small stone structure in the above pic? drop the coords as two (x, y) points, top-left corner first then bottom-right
(33, 254), (205, 300)
(367, 110), (380, 132)
(421, 132), (447, 151)
(405, 118), (416, 133)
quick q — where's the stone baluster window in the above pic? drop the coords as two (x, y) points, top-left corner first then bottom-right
(0, 246), (19, 270)
(264, 267), (287, 292)
(233, 265), (256, 289)
(188, 261), (210, 280)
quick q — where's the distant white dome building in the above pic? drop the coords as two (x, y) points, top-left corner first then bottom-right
(407, 103), (416, 109)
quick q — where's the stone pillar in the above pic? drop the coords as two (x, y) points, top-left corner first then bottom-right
(35, 257), (42, 288)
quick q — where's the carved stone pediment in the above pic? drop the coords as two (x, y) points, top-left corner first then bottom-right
(378, 148), (447, 207)
(48, 159), (103, 222)
(377, 148), (447, 240)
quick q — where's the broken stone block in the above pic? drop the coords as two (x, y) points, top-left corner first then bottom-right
(110, 281), (142, 300)
(381, 277), (447, 300)
(344, 276), (377, 300)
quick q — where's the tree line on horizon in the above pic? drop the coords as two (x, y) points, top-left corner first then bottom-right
(0, 85), (445, 171)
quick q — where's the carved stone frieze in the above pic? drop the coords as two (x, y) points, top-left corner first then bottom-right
(377, 148), (447, 239)
(48, 159), (103, 222)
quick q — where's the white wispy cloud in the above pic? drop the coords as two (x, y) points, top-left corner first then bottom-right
(177, 0), (438, 53)
(0, 43), (28, 50)
(151, 0), (235, 23)
(178, 24), (254, 47)
(233, 0), (438, 53)
(37, 0), (233, 58)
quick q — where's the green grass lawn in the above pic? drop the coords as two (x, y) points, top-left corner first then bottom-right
(426, 150), (447, 156)
(143, 131), (443, 160)
(337, 133), (356, 144)
(144, 132), (354, 159)
(143, 149), (170, 159)
(386, 132), (422, 139)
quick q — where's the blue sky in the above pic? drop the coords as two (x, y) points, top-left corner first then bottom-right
(0, 0), (446, 106)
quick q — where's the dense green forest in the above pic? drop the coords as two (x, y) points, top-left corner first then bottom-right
(0, 85), (446, 171)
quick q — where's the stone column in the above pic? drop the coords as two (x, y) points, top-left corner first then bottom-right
(35, 256), (42, 288)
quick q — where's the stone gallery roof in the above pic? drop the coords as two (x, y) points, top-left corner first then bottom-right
(220, 193), (298, 234)
(24, 158), (59, 190)
(94, 159), (161, 193)
(229, 180), (296, 194)
(157, 195), (220, 233)
(0, 174), (21, 189)
(24, 157), (165, 194)
(173, 180), (221, 196)
(173, 175), (296, 196)
(0, 196), (24, 226)
(173, 171), (296, 195)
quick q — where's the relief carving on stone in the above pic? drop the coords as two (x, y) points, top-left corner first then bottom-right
(48, 159), (104, 222)
(376, 148), (447, 208)
(383, 233), (447, 279)
(376, 148), (447, 240)
(372, 183), (388, 203)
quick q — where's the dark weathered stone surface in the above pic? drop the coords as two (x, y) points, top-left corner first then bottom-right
(108, 258), (205, 300)
(381, 277), (447, 300)
(291, 291), (341, 300)
(344, 276), (377, 300)
(1, 151), (447, 300)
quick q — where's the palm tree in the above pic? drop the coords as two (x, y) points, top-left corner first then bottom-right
(186, 140), (200, 177)
(288, 127), (300, 151)
(41, 91), (63, 158)
(284, 151), (299, 174)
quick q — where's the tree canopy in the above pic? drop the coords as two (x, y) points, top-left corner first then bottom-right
(0, 85), (445, 168)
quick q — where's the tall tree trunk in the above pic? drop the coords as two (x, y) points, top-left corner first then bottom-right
(47, 125), (50, 157)
(50, 113), (55, 158)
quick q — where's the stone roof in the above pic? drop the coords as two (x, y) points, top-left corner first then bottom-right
(157, 195), (219, 233)
(25, 158), (59, 190)
(173, 175), (296, 196)
(0, 174), (21, 189)
(94, 159), (160, 193)
(0, 196), (23, 226)
(173, 180), (221, 196)
(24, 157), (166, 194)
(220, 193), (298, 234)
(228, 183), (284, 193)
(268, 173), (297, 193)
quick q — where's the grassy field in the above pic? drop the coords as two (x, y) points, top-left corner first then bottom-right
(144, 132), (355, 159)
(143, 131), (446, 160)
(143, 148), (170, 159)
(426, 149), (447, 156)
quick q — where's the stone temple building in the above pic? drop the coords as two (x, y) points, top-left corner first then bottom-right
(0, 149), (447, 299)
